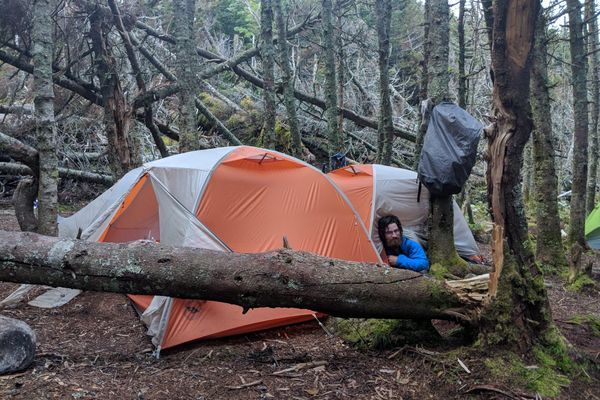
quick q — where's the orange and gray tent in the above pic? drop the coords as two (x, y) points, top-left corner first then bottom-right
(58, 146), (380, 353)
(328, 164), (479, 258)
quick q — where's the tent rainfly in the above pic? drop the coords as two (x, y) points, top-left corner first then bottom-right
(58, 146), (381, 353)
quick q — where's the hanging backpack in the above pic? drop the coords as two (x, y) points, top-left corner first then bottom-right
(417, 102), (482, 197)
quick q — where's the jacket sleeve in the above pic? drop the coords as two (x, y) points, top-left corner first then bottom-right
(395, 239), (430, 272)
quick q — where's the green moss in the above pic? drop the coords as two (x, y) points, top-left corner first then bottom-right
(429, 253), (469, 279)
(568, 315), (600, 337)
(328, 318), (441, 349)
(485, 349), (571, 397)
(566, 274), (596, 292)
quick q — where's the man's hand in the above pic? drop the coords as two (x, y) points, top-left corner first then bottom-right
(388, 255), (397, 267)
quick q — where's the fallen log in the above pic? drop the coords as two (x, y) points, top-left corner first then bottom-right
(0, 163), (114, 185)
(0, 230), (486, 323)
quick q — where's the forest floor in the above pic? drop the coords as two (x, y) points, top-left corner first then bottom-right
(0, 202), (598, 399)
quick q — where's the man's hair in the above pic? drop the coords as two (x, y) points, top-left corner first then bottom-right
(377, 215), (403, 246)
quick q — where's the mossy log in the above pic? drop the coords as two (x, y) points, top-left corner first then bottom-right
(0, 230), (487, 323)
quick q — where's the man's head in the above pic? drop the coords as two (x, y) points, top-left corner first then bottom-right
(378, 215), (403, 249)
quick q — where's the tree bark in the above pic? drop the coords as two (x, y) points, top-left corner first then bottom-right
(375, 0), (394, 166)
(566, 0), (589, 248)
(173, 0), (200, 153)
(458, 0), (467, 109)
(260, 0), (277, 149)
(586, 0), (600, 215)
(322, 0), (342, 167)
(531, 11), (567, 271)
(274, 0), (303, 157)
(0, 230), (486, 322)
(32, 0), (58, 236)
(483, 0), (552, 349)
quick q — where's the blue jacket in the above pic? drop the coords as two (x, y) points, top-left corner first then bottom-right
(388, 237), (430, 272)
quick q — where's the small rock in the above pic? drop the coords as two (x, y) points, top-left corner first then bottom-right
(0, 315), (36, 374)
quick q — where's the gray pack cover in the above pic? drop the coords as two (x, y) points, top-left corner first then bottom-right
(418, 103), (482, 196)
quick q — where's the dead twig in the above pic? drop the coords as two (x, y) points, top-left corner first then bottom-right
(225, 379), (263, 390)
(272, 361), (328, 375)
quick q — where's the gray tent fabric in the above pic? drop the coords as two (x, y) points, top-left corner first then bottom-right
(418, 102), (482, 196)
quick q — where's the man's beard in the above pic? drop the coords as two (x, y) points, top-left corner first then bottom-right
(386, 237), (401, 249)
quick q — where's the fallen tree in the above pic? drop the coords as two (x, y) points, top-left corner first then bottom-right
(0, 230), (486, 323)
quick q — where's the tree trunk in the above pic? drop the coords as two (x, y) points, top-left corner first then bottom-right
(425, 0), (465, 274)
(174, 0), (200, 153)
(107, 0), (169, 159)
(89, 7), (139, 178)
(482, 0), (552, 349)
(458, 0), (467, 109)
(32, 0), (58, 236)
(334, 0), (345, 144)
(322, 0), (342, 167)
(0, 230), (486, 322)
(586, 0), (600, 215)
(531, 11), (567, 271)
(566, 0), (589, 249)
(413, 0), (431, 169)
(260, 0), (277, 149)
(375, 0), (394, 166)
(274, 0), (302, 157)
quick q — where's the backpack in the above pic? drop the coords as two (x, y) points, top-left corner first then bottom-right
(417, 102), (482, 197)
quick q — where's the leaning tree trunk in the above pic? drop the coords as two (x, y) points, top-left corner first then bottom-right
(586, 0), (600, 215)
(174, 0), (200, 153)
(0, 230), (486, 322)
(531, 11), (567, 272)
(566, 0), (589, 249)
(425, 0), (467, 275)
(482, 0), (552, 350)
(375, 0), (394, 166)
(32, 0), (58, 236)
(274, 0), (302, 157)
(322, 0), (342, 167)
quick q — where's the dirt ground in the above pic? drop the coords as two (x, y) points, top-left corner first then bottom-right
(0, 204), (598, 399)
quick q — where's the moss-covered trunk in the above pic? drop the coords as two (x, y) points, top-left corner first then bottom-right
(531, 13), (567, 271)
(482, 0), (552, 349)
